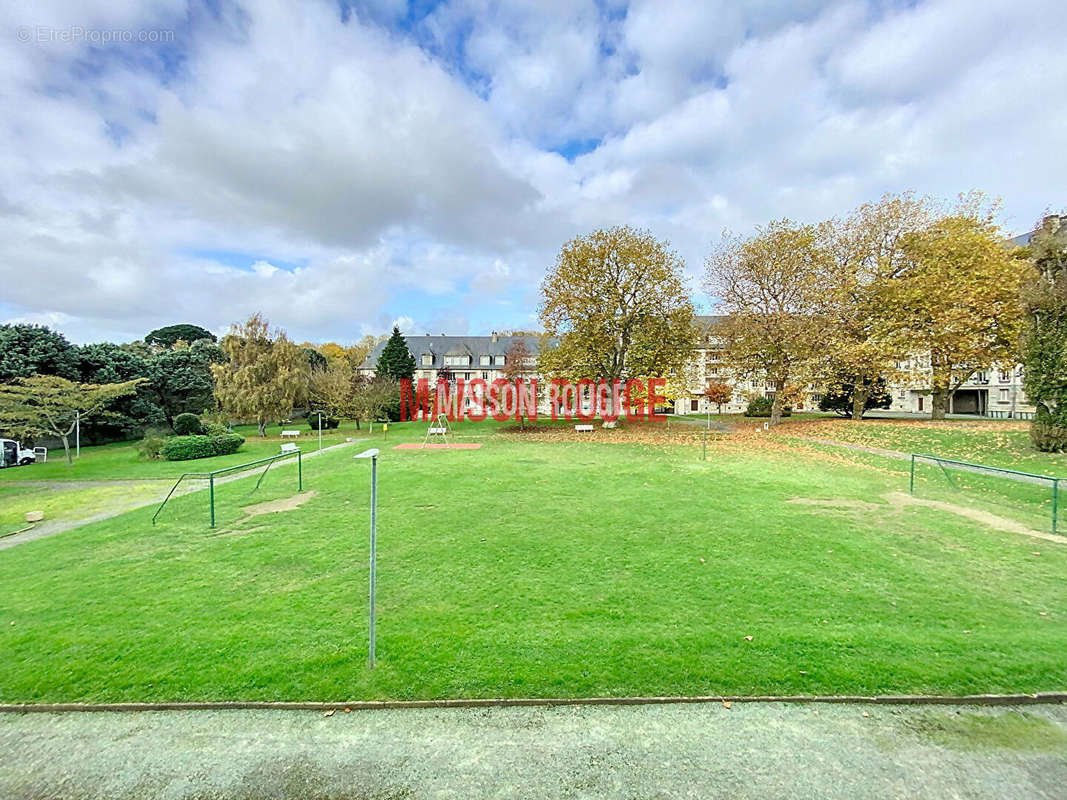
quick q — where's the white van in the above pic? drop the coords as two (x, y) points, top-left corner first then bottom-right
(0, 439), (38, 468)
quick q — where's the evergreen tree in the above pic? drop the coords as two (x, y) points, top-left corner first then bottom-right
(376, 326), (416, 381)
(1021, 215), (1067, 450)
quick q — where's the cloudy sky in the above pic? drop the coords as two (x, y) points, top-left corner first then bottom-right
(2, 0), (1064, 344)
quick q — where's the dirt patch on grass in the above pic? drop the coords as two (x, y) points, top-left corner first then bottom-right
(229, 490), (318, 529)
(790, 491), (1067, 544)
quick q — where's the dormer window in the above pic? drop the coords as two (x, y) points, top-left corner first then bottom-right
(479, 355), (491, 366)
(421, 354), (432, 366)
(495, 355), (506, 366)
(444, 355), (470, 366)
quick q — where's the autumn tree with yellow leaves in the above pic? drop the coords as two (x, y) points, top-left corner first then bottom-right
(212, 314), (309, 436)
(705, 220), (828, 426)
(539, 226), (696, 419)
(887, 204), (1027, 420)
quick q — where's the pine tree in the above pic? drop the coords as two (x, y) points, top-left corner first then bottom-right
(376, 326), (415, 381)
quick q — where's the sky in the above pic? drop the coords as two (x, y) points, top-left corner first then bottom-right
(1, 0), (1065, 345)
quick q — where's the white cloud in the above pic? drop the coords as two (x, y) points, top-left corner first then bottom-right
(1, 0), (1064, 343)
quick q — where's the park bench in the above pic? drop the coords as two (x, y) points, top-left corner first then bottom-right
(280, 430), (301, 438)
(575, 424), (594, 433)
(280, 442), (299, 454)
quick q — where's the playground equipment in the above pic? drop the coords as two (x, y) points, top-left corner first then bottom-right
(421, 414), (452, 448)
(152, 449), (303, 528)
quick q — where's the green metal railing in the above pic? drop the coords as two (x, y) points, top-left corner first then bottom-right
(909, 453), (1061, 534)
(152, 449), (302, 528)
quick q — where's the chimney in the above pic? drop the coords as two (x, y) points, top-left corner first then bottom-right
(491, 331), (498, 343)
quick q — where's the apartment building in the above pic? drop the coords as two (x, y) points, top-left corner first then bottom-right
(674, 316), (1035, 418)
(358, 332), (540, 384)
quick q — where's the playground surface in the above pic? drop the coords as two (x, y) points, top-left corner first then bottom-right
(1, 702), (1065, 799)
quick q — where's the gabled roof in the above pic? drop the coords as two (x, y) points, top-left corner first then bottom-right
(359, 334), (543, 371)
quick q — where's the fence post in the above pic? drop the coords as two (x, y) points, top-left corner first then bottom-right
(909, 454), (915, 494)
(1053, 479), (1059, 536)
(298, 450), (303, 492)
(209, 474), (215, 528)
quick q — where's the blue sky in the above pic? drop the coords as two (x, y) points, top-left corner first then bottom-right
(1, 0), (1064, 344)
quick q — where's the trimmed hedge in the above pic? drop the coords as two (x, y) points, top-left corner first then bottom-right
(161, 433), (245, 461)
(308, 415), (340, 431)
(743, 396), (792, 418)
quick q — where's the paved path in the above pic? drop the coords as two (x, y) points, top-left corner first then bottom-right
(0, 702), (1064, 799)
(787, 435), (912, 461)
(0, 439), (362, 551)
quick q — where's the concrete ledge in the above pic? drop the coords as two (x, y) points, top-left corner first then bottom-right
(2, 692), (1065, 713)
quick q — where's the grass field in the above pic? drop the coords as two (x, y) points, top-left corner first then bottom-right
(0, 419), (1064, 703)
(0, 423), (358, 483)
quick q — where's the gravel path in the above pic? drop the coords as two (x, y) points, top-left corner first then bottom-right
(0, 440), (362, 551)
(0, 702), (1064, 799)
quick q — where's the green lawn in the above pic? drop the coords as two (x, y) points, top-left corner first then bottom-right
(0, 422), (1064, 703)
(0, 423), (361, 482)
(778, 418), (1067, 477)
(0, 483), (167, 536)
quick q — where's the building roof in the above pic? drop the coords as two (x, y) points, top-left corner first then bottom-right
(359, 333), (542, 371)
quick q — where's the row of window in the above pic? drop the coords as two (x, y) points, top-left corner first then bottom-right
(432, 354), (508, 367)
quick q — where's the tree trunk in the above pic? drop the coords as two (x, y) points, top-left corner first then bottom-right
(257, 419), (267, 437)
(850, 383), (868, 421)
(930, 388), (948, 420)
(60, 435), (72, 465)
(770, 380), (785, 426)
(354, 417), (361, 430)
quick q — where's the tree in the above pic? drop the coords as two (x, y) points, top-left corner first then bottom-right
(309, 362), (356, 426)
(0, 324), (80, 382)
(303, 347), (328, 373)
(76, 342), (161, 440)
(211, 314), (309, 436)
(0, 375), (142, 464)
(539, 226), (695, 419)
(705, 220), (828, 425)
(351, 376), (399, 432)
(703, 381), (732, 414)
(376, 326), (416, 382)
(818, 374), (892, 418)
(820, 193), (933, 420)
(144, 340), (225, 429)
(889, 206), (1027, 419)
(1019, 214), (1067, 450)
(345, 334), (384, 371)
(145, 324), (216, 348)
(503, 338), (535, 429)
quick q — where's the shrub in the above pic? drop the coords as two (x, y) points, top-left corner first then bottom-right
(743, 396), (791, 418)
(1031, 405), (1067, 452)
(137, 435), (167, 461)
(201, 420), (230, 437)
(173, 413), (203, 436)
(162, 433), (245, 461)
(308, 415), (340, 431)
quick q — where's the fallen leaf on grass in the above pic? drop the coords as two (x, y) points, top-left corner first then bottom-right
(862, 711), (870, 718)
(744, 635), (753, 641)
(324, 710), (335, 717)
(721, 699), (732, 709)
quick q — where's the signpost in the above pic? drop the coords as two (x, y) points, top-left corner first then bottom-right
(354, 448), (380, 667)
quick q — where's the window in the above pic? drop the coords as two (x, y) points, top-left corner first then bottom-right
(999, 370), (1011, 382)
(691, 399), (699, 411)
(444, 355), (469, 367)
(898, 391), (905, 399)
(495, 355), (506, 366)
(999, 388), (1010, 403)
(479, 355), (490, 366)
(481, 372), (489, 380)
(421, 354), (432, 366)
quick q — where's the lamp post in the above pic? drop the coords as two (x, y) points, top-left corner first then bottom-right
(354, 448), (379, 668)
(315, 410), (323, 451)
(75, 410), (80, 458)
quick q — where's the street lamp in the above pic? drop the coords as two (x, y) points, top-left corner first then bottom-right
(314, 409), (324, 451)
(354, 448), (379, 668)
